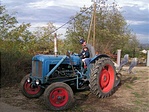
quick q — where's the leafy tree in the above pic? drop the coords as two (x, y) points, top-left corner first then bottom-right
(0, 5), (34, 52)
(32, 22), (65, 54)
(122, 34), (140, 57)
(64, 1), (138, 56)
(0, 5), (34, 87)
(33, 22), (55, 53)
(0, 5), (18, 40)
(64, 6), (92, 53)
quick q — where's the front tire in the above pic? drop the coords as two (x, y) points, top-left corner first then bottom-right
(90, 58), (116, 98)
(44, 82), (74, 111)
(20, 74), (44, 98)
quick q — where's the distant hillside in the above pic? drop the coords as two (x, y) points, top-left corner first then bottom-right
(140, 43), (149, 49)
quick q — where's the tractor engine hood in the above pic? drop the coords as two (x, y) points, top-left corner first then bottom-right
(32, 54), (81, 66)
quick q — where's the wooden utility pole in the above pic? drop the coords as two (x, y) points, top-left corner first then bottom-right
(93, 2), (96, 49)
(87, 11), (94, 44)
(87, 0), (97, 51)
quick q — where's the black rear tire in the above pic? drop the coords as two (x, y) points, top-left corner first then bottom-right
(90, 58), (116, 98)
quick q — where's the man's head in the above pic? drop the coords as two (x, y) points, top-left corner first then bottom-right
(79, 39), (86, 46)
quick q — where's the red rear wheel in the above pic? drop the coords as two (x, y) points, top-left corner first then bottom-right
(90, 58), (116, 98)
(99, 65), (115, 93)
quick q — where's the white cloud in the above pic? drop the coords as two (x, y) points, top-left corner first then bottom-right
(126, 20), (149, 25)
(54, 0), (92, 7)
(27, 1), (55, 9)
(27, 0), (93, 9)
(17, 16), (37, 22)
(31, 22), (47, 28)
(28, 22), (48, 32)
(116, 0), (148, 7)
(136, 34), (149, 44)
(1, 0), (13, 4)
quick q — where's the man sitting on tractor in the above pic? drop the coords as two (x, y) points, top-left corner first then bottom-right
(79, 39), (95, 66)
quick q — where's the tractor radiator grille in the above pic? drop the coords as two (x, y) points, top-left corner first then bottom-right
(32, 61), (42, 77)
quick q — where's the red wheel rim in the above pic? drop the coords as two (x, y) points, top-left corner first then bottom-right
(49, 88), (69, 107)
(99, 64), (115, 93)
(24, 81), (41, 95)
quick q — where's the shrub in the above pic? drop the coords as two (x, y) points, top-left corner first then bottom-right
(0, 49), (32, 87)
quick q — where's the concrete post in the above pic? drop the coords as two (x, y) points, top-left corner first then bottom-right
(117, 49), (121, 67)
(147, 50), (149, 66)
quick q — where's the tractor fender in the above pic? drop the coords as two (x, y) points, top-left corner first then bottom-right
(90, 54), (110, 63)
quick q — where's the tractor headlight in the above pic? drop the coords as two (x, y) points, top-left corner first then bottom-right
(35, 79), (40, 85)
(27, 77), (31, 83)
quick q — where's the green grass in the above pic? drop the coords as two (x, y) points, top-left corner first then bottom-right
(132, 92), (141, 98)
(132, 107), (140, 112)
(125, 84), (134, 89)
(133, 100), (141, 105)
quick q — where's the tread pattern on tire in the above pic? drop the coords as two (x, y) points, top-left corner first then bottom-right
(90, 58), (116, 98)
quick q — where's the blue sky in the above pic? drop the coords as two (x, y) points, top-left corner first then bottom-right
(1, 0), (149, 44)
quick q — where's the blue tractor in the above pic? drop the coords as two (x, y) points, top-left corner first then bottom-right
(20, 52), (120, 111)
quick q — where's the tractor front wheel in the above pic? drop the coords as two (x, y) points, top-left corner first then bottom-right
(90, 58), (116, 98)
(20, 74), (44, 98)
(44, 82), (74, 111)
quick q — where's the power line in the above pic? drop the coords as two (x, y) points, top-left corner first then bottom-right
(50, 5), (93, 35)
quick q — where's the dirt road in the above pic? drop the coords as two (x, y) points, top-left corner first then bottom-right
(0, 101), (32, 112)
(0, 67), (149, 112)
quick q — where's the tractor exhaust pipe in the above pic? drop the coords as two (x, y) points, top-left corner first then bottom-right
(54, 33), (58, 56)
